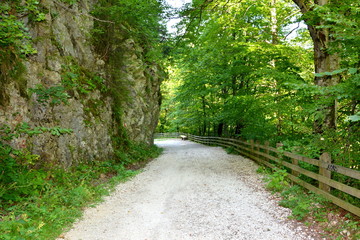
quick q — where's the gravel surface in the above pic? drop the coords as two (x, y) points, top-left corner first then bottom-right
(58, 139), (323, 240)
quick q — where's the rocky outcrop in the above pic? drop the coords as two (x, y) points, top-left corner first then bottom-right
(120, 39), (163, 144)
(0, 0), (162, 166)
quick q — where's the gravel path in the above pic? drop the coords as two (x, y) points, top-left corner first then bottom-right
(58, 139), (322, 240)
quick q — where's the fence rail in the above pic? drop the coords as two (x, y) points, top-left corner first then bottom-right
(180, 133), (360, 217)
(154, 132), (181, 138)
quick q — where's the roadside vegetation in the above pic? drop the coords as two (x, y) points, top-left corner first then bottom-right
(0, 126), (162, 239)
(159, 0), (359, 172)
(159, 0), (359, 236)
(0, 0), (165, 239)
(258, 166), (359, 240)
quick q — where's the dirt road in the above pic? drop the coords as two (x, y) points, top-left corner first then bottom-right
(59, 139), (322, 240)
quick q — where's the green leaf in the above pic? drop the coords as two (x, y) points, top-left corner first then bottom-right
(315, 68), (347, 77)
(348, 68), (358, 75)
(347, 114), (360, 122)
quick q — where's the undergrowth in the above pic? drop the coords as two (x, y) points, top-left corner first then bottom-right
(258, 167), (360, 239)
(224, 146), (240, 155)
(0, 132), (162, 240)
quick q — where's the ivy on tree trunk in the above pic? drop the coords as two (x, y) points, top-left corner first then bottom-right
(292, 0), (340, 133)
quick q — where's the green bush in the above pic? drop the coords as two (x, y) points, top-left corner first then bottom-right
(264, 168), (290, 193)
(29, 84), (69, 106)
(279, 185), (329, 221)
(0, 122), (162, 239)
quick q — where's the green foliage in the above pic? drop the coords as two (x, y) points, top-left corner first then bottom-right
(0, 0), (44, 57)
(61, 0), (78, 5)
(0, 123), (72, 204)
(0, 0), (45, 59)
(224, 146), (240, 155)
(91, 0), (166, 63)
(0, 0), (47, 106)
(29, 84), (69, 106)
(258, 165), (360, 238)
(264, 168), (290, 193)
(279, 185), (329, 221)
(258, 165), (359, 238)
(48, 126), (73, 136)
(160, 1), (359, 198)
(0, 14), (35, 55)
(161, 0), (316, 139)
(113, 139), (163, 167)
(0, 159), (141, 240)
(348, 113), (360, 122)
(61, 62), (108, 95)
(1, 122), (73, 139)
(0, 122), (162, 239)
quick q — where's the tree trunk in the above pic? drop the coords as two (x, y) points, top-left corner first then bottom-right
(270, 0), (283, 135)
(235, 122), (243, 135)
(310, 25), (340, 132)
(217, 122), (224, 137)
(201, 96), (207, 135)
(292, 0), (340, 133)
(270, 0), (278, 45)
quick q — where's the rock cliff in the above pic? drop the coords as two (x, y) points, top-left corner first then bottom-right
(0, 0), (163, 167)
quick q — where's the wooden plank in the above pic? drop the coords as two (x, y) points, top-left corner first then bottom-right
(196, 136), (360, 179)
(227, 138), (248, 145)
(249, 154), (277, 170)
(292, 155), (300, 177)
(267, 146), (279, 152)
(287, 174), (360, 217)
(242, 145), (360, 199)
(253, 142), (278, 154)
(230, 138), (251, 146)
(216, 137), (249, 145)
(289, 151), (300, 178)
(275, 151), (359, 180)
(211, 140), (265, 167)
(281, 161), (360, 199)
(210, 139), (251, 153)
(207, 136), (252, 146)
(252, 149), (279, 162)
(283, 151), (319, 166)
(215, 139), (251, 152)
(213, 141), (234, 150)
(188, 134), (360, 217)
(255, 140), (260, 159)
(264, 141), (270, 155)
(319, 153), (331, 192)
(251, 145), (358, 179)
(319, 162), (360, 180)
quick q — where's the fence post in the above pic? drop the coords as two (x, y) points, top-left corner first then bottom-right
(255, 140), (260, 159)
(264, 141), (270, 162)
(291, 157), (300, 178)
(319, 152), (332, 192)
(250, 139), (254, 158)
(276, 142), (283, 164)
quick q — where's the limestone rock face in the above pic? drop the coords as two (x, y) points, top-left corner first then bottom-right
(120, 40), (162, 145)
(0, 0), (162, 166)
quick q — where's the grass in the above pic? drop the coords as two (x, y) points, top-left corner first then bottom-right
(257, 166), (360, 240)
(0, 143), (162, 240)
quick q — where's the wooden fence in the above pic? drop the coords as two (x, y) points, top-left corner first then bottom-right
(184, 133), (360, 217)
(154, 132), (181, 139)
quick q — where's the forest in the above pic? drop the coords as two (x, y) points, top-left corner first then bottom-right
(0, 0), (359, 239)
(159, 0), (360, 170)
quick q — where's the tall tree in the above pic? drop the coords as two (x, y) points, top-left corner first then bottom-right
(292, 0), (340, 132)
